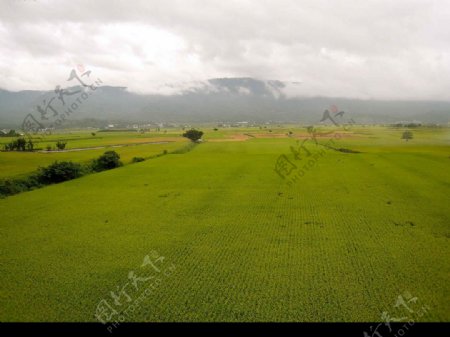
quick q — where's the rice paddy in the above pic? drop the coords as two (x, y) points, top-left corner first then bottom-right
(0, 126), (449, 321)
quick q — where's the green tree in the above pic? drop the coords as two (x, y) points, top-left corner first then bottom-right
(92, 151), (123, 172)
(4, 138), (28, 151)
(131, 157), (145, 163)
(26, 139), (34, 151)
(37, 161), (84, 184)
(56, 141), (67, 150)
(17, 138), (26, 151)
(401, 131), (413, 142)
(182, 129), (204, 142)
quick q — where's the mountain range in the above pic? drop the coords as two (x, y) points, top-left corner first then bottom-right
(0, 77), (449, 128)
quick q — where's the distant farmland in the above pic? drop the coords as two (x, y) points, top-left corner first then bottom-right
(0, 126), (449, 321)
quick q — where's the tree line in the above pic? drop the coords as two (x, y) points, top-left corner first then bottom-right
(0, 151), (123, 198)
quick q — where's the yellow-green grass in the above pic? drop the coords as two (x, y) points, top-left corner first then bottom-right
(0, 136), (188, 179)
(0, 130), (184, 149)
(0, 127), (449, 321)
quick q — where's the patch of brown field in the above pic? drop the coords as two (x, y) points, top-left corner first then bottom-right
(206, 132), (362, 142)
(232, 134), (251, 141)
(290, 132), (362, 140)
(95, 137), (183, 146)
(317, 132), (362, 139)
(120, 137), (186, 143)
(207, 134), (251, 142)
(252, 133), (289, 138)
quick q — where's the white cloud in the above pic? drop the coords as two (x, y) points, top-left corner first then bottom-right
(0, 0), (448, 99)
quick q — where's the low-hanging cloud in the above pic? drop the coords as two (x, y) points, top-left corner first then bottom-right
(0, 0), (448, 99)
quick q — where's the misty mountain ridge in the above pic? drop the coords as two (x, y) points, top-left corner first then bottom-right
(0, 77), (449, 128)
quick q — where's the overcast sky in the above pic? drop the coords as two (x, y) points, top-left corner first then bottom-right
(0, 0), (448, 99)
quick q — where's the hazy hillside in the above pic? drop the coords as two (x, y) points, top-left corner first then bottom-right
(1, 78), (449, 128)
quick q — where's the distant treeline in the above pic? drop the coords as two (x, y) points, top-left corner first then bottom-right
(0, 129), (20, 137)
(390, 123), (422, 128)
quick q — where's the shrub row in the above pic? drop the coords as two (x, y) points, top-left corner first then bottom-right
(0, 151), (123, 198)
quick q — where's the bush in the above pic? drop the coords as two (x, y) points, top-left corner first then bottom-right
(0, 151), (126, 197)
(401, 131), (413, 142)
(26, 139), (34, 151)
(4, 138), (31, 151)
(0, 179), (30, 197)
(182, 129), (204, 142)
(37, 161), (84, 184)
(0, 162), (84, 197)
(92, 151), (123, 172)
(132, 157), (145, 163)
(56, 140), (67, 150)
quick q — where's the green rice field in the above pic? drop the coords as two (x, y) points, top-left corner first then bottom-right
(0, 126), (449, 322)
